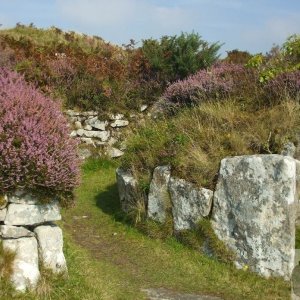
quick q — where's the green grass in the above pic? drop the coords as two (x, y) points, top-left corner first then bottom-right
(122, 99), (300, 190)
(0, 158), (291, 299)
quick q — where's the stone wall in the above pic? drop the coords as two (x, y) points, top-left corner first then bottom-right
(0, 190), (66, 292)
(65, 106), (148, 160)
(116, 154), (300, 280)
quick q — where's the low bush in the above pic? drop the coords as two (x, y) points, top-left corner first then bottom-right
(0, 68), (80, 202)
(142, 32), (221, 83)
(162, 63), (257, 106)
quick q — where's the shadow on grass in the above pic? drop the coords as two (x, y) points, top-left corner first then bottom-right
(94, 183), (130, 224)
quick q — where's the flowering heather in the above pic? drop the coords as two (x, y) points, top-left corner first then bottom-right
(0, 68), (80, 198)
(163, 63), (247, 105)
(264, 70), (300, 103)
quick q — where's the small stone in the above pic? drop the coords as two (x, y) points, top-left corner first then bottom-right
(0, 225), (34, 238)
(65, 110), (80, 117)
(109, 113), (124, 120)
(86, 117), (108, 131)
(110, 120), (129, 128)
(83, 124), (92, 131)
(76, 128), (85, 136)
(140, 104), (148, 112)
(107, 147), (124, 158)
(3, 237), (40, 292)
(107, 137), (117, 146)
(70, 130), (77, 137)
(34, 224), (67, 274)
(74, 121), (82, 130)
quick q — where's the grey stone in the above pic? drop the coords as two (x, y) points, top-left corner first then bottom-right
(147, 166), (171, 223)
(81, 111), (98, 117)
(7, 191), (39, 205)
(116, 168), (138, 213)
(86, 118), (108, 131)
(0, 207), (7, 221)
(34, 224), (67, 273)
(169, 178), (213, 231)
(83, 124), (92, 131)
(4, 202), (61, 226)
(76, 129), (110, 141)
(110, 120), (129, 128)
(281, 142), (296, 157)
(78, 148), (92, 160)
(212, 154), (297, 280)
(65, 110), (80, 117)
(109, 113), (124, 120)
(3, 237), (40, 292)
(140, 104), (148, 112)
(0, 225), (34, 238)
(70, 130), (77, 137)
(107, 147), (124, 158)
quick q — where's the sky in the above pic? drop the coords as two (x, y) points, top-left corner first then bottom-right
(0, 0), (300, 55)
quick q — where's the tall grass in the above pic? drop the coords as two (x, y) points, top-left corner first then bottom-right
(122, 99), (300, 189)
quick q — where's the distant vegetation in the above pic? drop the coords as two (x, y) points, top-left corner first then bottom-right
(0, 25), (221, 113)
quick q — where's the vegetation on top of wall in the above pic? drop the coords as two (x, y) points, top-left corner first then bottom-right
(0, 68), (80, 203)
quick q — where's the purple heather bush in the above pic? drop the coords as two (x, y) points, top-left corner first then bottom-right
(264, 70), (300, 103)
(0, 68), (79, 201)
(163, 63), (251, 105)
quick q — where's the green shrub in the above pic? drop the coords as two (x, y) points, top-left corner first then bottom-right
(142, 32), (221, 83)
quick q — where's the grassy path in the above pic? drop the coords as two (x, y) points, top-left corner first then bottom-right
(60, 159), (289, 300)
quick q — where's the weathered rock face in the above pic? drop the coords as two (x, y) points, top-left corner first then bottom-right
(34, 225), (67, 273)
(7, 190), (39, 205)
(212, 154), (297, 280)
(147, 166), (171, 223)
(169, 177), (213, 231)
(3, 237), (40, 292)
(5, 202), (61, 226)
(116, 168), (138, 213)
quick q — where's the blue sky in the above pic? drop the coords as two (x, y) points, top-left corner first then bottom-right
(0, 0), (299, 55)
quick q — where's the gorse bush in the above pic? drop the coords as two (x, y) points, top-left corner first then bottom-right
(0, 68), (79, 201)
(142, 32), (221, 83)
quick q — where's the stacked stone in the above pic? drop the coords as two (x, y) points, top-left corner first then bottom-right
(66, 110), (129, 159)
(116, 154), (300, 280)
(0, 190), (66, 292)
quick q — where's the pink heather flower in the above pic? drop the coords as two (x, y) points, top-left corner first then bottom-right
(0, 68), (80, 196)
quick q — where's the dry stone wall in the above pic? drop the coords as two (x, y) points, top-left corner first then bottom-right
(116, 153), (300, 280)
(66, 106), (149, 160)
(0, 190), (66, 292)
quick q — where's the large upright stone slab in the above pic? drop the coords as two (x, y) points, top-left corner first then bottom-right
(169, 177), (213, 231)
(3, 237), (40, 292)
(116, 168), (138, 213)
(212, 154), (297, 280)
(147, 166), (171, 223)
(4, 202), (61, 226)
(34, 224), (67, 273)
